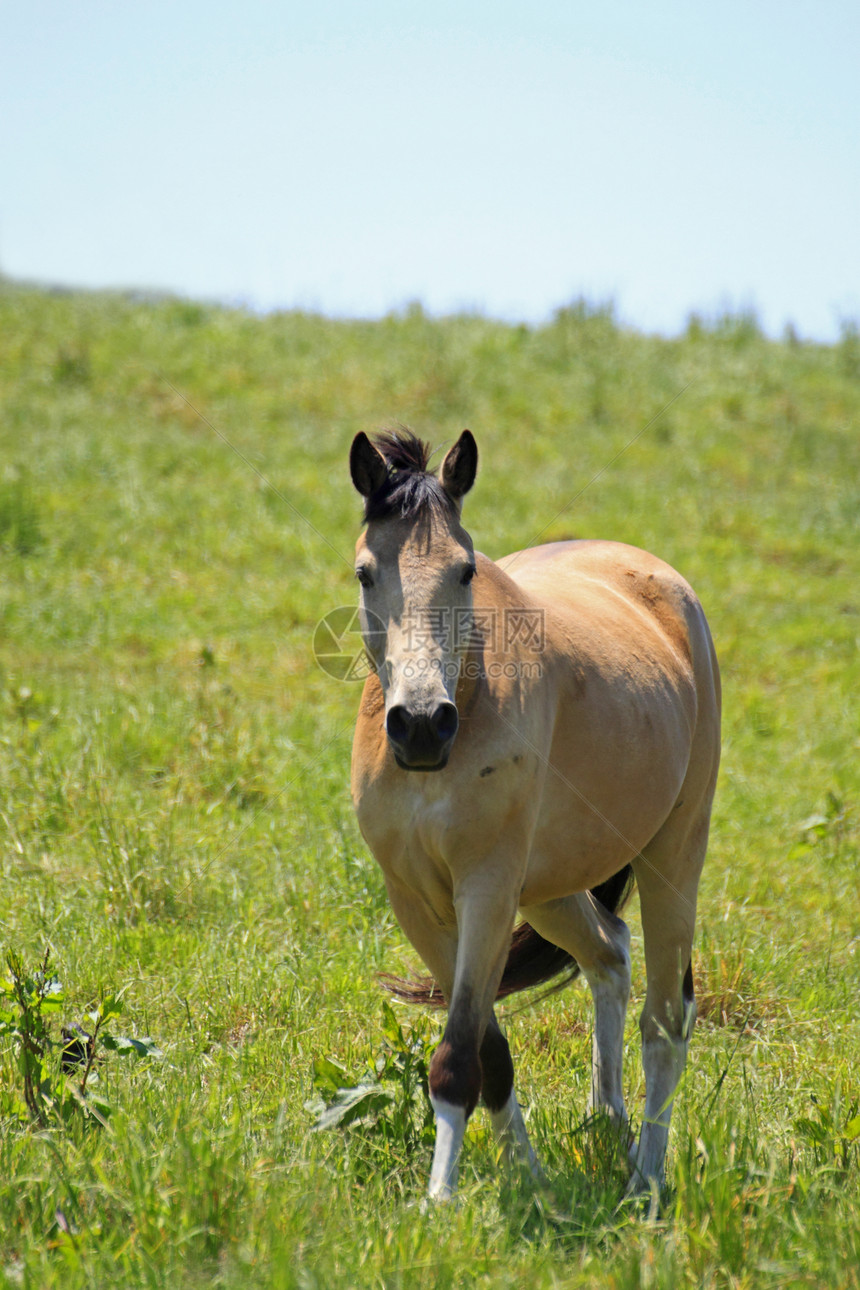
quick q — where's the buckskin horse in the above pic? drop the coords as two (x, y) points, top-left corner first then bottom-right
(348, 429), (720, 1201)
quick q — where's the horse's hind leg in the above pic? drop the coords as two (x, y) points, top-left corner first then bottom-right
(521, 890), (632, 1125)
(630, 812), (710, 1194)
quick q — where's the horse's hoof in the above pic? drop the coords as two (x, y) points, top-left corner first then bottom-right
(622, 1173), (664, 1223)
(421, 1189), (456, 1213)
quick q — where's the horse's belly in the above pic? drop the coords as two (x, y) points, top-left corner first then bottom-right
(518, 712), (689, 904)
(519, 823), (654, 905)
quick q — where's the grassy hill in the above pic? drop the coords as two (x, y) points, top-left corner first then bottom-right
(1, 282), (859, 1287)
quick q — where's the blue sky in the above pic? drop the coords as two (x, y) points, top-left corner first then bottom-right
(2, 1), (858, 338)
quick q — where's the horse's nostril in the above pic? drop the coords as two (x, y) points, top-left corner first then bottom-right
(386, 702), (458, 766)
(431, 702), (459, 743)
(386, 705), (411, 745)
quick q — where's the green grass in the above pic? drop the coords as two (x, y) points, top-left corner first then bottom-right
(1, 281), (859, 1287)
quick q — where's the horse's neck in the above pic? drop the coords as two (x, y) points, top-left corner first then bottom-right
(474, 551), (541, 611)
(452, 552), (545, 714)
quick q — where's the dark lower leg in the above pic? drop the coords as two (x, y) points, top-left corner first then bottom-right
(479, 1016), (514, 1113)
(480, 1013), (542, 1178)
(427, 1003), (482, 1200)
(683, 959), (695, 1011)
(429, 996), (482, 1119)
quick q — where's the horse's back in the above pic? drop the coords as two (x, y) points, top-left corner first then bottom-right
(498, 540), (721, 902)
(500, 537), (721, 749)
(499, 538), (697, 616)
(498, 539), (718, 691)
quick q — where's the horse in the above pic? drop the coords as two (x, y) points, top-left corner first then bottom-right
(348, 428), (720, 1201)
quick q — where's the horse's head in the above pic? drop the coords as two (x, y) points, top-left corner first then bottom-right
(350, 429), (478, 771)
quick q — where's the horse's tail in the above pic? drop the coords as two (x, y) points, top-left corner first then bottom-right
(381, 863), (635, 1008)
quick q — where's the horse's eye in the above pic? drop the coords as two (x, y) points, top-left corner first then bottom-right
(356, 567), (374, 589)
(460, 565), (476, 586)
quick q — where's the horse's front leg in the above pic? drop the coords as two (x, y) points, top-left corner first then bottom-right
(481, 1014), (543, 1180)
(427, 879), (520, 1202)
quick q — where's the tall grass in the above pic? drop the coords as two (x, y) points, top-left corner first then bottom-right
(0, 281), (858, 1286)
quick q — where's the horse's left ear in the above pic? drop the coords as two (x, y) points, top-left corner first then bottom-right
(440, 430), (478, 503)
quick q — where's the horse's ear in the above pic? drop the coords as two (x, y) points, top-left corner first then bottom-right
(350, 432), (389, 497)
(440, 430), (478, 502)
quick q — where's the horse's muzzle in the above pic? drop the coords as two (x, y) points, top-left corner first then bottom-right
(386, 701), (459, 772)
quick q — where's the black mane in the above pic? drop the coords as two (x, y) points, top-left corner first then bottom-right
(374, 429), (433, 473)
(363, 429), (455, 523)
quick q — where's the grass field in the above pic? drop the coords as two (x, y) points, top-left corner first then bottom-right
(1, 281), (859, 1287)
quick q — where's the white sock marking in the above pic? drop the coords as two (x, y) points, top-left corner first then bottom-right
(427, 1097), (467, 1201)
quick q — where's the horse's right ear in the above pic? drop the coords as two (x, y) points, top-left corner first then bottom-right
(350, 432), (389, 497)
